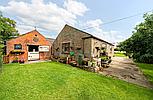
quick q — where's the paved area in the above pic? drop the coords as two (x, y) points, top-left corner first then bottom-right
(24, 60), (51, 64)
(99, 57), (153, 89)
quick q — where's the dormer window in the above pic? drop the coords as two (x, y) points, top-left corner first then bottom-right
(14, 44), (22, 50)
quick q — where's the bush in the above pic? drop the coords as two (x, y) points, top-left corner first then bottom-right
(139, 54), (153, 64)
(132, 53), (141, 59)
(100, 56), (108, 61)
(19, 59), (24, 64)
(0, 55), (2, 71)
(12, 57), (18, 63)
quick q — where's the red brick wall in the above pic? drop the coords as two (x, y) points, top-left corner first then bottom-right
(6, 30), (51, 63)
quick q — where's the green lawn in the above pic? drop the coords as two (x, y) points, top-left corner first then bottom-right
(0, 62), (153, 100)
(136, 63), (153, 84)
(114, 52), (127, 57)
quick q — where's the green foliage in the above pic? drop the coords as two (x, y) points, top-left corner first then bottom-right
(0, 35), (3, 69)
(0, 12), (18, 55)
(114, 45), (122, 51)
(0, 35), (3, 54)
(114, 52), (127, 57)
(100, 56), (108, 61)
(119, 13), (153, 63)
(136, 63), (153, 84)
(0, 14), (18, 41)
(0, 62), (153, 100)
(139, 54), (153, 63)
(0, 54), (2, 71)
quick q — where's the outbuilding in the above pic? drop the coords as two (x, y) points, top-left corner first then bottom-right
(52, 24), (114, 61)
(4, 30), (53, 63)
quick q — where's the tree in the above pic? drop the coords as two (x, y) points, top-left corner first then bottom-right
(0, 13), (19, 42)
(0, 12), (18, 68)
(0, 35), (3, 71)
(0, 12), (19, 53)
(119, 13), (153, 63)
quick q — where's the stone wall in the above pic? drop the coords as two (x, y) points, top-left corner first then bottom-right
(52, 24), (114, 60)
(83, 38), (92, 58)
(52, 25), (90, 58)
(91, 38), (114, 57)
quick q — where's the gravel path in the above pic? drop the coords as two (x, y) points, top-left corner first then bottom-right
(99, 57), (153, 89)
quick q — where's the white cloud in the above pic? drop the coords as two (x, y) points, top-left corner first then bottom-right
(0, 0), (88, 38)
(82, 19), (126, 43)
(85, 19), (103, 33)
(64, 0), (89, 16)
(86, 19), (103, 27)
(0, 0), (127, 42)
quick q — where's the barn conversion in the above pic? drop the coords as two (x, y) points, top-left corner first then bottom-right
(52, 24), (114, 61)
(3, 30), (53, 63)
(3, 24), (114, 64)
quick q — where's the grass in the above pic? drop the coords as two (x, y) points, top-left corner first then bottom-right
(114, 52), (127, 57)
(136, 63), (153, 84)
(0, 62), (153, 100)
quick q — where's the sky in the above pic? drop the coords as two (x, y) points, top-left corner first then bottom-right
(0, 0), (153, 43)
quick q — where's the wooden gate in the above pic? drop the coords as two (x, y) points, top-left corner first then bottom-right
(3, 55), (9, 64)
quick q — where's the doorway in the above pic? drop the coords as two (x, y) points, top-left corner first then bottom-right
(28, 45), (39, 61)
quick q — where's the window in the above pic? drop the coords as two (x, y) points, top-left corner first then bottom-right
(62, 42), (70, 53)
(14, 44), (22, 50)
(95, 47), (100, 52)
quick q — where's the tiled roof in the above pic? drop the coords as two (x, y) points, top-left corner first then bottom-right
(65, 24), (114, 46)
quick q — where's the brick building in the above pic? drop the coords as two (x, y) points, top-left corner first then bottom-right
(5, 30), (52, 63)
(52, 24), (114, 60)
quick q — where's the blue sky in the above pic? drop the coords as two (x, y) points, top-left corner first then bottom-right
(0, 0), (153, 43)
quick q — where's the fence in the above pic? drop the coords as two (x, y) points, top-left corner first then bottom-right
(3, 55), (9, 64)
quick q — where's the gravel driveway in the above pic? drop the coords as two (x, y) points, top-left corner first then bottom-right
(99, 57), (153, 89)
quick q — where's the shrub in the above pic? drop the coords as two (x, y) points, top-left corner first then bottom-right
(0, 55), (2, 71)
(12, 57), (18, 63)
(101, 56), (108, 61)
(139, 54), (153, 64)
(19, 59), (24, 64)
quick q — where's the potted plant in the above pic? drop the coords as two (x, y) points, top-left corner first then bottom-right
(19, 58), (24, 63)
(12, 57), (18, 63)
(101, 56), (108, 62)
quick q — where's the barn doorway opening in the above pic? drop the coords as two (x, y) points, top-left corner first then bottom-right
(28, 45), (39, 52)
(28, 45), (39, 61)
